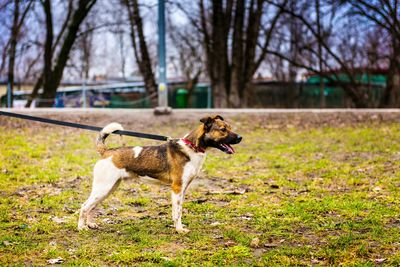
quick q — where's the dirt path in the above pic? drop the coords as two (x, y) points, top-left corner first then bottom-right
(1, 108), (400, 130)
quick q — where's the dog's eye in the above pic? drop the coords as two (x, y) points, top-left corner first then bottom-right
(220, 128), (227, 132)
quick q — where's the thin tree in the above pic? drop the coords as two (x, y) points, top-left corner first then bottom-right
(123, 0), (158, 107)
(26, 0), (97, 107)
(77, 20), (94, 80)
(199, 0), (283, 107)
(342, 0), (400, 107)
(168, 12), (203, 106)
(6, 0), (33, 107)
(266, 0), (372, 108)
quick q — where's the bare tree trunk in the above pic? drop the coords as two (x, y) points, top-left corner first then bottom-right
(124, 0), (158, 107)
(229, 0), (244, 108)
(7, 0), (32, 107)
(37, 0), (97, 107)
(240, 0), (265, 107)
(381, 60), (400, 107)
(200, 0), (232, 108)
(212, 81), (228, 108)
(200, 0), (279, 108)
(380, 35), (400, 107)
(79, 21), (93, 80)
(288, 0), (298, 82)
(211, 0), (231, 108)
(7, 0), (20, 108)
(25, 75), (42, 107)
(40, 0), (53, 107)
(185, 70), (201, 107)
(0, 41), (10, 76)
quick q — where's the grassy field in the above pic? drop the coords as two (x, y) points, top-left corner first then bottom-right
(1, 114), (400, 266)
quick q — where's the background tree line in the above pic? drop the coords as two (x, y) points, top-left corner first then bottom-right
(0, 0), (399, 108)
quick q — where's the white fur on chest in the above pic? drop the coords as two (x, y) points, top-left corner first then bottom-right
(178, 139), (206, 187)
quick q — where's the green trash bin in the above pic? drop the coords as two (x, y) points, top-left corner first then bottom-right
(176, 88), (189, 108)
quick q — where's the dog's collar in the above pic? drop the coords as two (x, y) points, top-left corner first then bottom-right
(181, 138), (205, 153)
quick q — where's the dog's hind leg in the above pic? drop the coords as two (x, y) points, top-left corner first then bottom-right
(86, 179), (121, 228)
(78, 157), (126, 230)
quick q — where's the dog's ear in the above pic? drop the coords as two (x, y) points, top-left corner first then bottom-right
(200, 116), (213, 129)
(200, 115), (224, 123)
(213, 115), (224, 121)
(200, 115), (224, 130)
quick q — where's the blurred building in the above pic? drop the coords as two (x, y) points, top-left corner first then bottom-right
(0, 69), (394, 108)
(252, 68), (389, 108)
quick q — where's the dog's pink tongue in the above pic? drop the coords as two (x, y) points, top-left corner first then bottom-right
(223, 144), (235, 154)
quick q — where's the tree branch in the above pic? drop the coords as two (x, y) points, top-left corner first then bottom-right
(52, 0), (74, 51)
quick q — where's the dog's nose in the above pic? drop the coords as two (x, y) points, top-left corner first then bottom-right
(236, 135), (242, 143)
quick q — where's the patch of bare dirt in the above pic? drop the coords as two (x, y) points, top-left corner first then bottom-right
(2, 109), (400, 132)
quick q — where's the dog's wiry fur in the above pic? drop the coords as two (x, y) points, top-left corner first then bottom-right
(78, 115), (242, 233)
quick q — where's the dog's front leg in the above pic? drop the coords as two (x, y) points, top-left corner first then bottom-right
(171, 190), (189, 233)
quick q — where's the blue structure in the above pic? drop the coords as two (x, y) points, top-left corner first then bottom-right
(157, 0), (168, 108)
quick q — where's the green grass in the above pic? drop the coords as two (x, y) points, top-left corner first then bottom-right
(1, 119), (400, 266)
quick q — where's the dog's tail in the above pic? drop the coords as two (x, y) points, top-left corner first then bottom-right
(96, 122), (123, 156)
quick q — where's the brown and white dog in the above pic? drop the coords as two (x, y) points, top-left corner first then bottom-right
(77, 115), (242, 233)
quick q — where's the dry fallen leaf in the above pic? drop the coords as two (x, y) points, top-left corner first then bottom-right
(46, 257), (63, 264)
(207, 189), (246, 195)
(374, 258), (386, 263)
(373, 186), (382, 192)
(50, 216), (66, 224)
(250, 237), (260, 248)
(102, 218), (114, 224)
(224, 241), (236, 247)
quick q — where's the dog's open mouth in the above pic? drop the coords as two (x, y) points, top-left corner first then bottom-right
(219, 143), (235, 154)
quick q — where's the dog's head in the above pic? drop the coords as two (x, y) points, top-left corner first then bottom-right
(200, 115), (242, 154)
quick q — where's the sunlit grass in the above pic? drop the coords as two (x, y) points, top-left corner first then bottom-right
(1, 119), (400, 265)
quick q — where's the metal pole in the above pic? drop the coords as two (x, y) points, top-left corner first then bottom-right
(158, 0), (167, 107)
(6, 81), (12, 108)
(155, 0), (171, 114)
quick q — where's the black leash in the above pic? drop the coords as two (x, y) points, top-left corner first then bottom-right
(0, 111), (169, 141)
